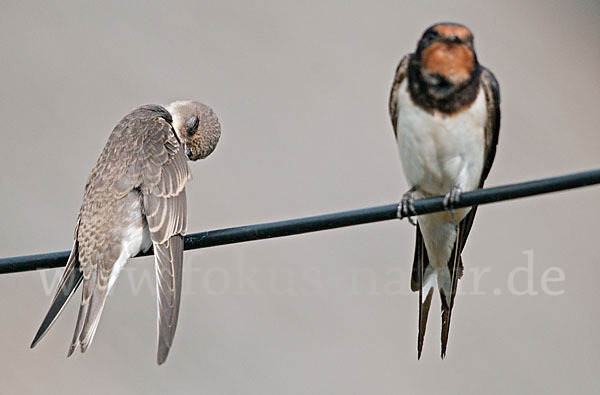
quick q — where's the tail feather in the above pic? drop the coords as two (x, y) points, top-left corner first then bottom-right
(441, 302), (453, 359)
(414, 224), (437, 359)
(440, 226), (462, 359)
(68, 269), (110, 356)
(412, 221), (466, 359)
(31, 240), (83, 348)
(417, 278), (435, 359)
(440, 269), (459, 359)
(78, 285), (109, 352)
(67, 300), (88, 357)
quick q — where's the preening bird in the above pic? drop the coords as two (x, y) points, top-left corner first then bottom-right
(389, 23), (500, 358)
(30, 101), (221, 364)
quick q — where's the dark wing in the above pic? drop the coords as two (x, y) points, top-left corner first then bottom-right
(138, 116), (190, 365)
(479, 67), (501, 185)
(31, 217), (83, 348)
(440, 66), (501, 357)
(389, 54), (412, 136)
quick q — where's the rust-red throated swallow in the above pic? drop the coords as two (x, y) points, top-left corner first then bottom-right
(31, 101), (221, 364)
(389, 23), (500, 358)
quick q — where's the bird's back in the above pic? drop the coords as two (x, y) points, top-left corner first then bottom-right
(77, 105), (174, 272)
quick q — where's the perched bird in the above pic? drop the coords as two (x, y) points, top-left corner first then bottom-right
(30, 101), (221, 364)
(389, 23), (500, 358)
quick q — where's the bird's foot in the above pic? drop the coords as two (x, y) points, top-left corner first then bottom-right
(443, 186), (463, 220)
(397, 187), (417, 226)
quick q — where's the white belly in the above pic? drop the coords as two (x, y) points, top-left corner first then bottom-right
(107, 194), (153, 291)
(394, 79), (487, 197)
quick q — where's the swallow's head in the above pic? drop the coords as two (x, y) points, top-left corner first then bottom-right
(167, 101), (221, 161)
(415, 23), (478, 89)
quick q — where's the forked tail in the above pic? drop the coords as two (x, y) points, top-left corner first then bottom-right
(412, 224), (463, 359)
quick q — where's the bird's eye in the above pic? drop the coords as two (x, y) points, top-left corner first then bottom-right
(424, 30), (438, 41)
(186, 116), (199, 136)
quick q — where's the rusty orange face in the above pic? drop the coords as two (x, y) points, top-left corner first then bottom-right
(421, 40), (475, 85)
(433, 24), (472, 41)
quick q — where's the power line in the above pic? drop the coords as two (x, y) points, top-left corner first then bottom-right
(1, 168), (599, 275)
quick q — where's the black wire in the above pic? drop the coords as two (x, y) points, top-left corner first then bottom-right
(1, 168), (599, 275)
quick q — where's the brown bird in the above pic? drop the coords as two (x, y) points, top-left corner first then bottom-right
(389, 23), (500, 358)
(31, 101), (221, 364)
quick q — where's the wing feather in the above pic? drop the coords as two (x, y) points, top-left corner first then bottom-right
(389, 54), (412, 135)
(155, 236), (184, 365)
(137, 116), (190, 364)
(30, 218), (83, 348)
(479, 67), (501, 184)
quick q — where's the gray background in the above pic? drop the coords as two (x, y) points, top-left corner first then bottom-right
(1, 0), (599, 394)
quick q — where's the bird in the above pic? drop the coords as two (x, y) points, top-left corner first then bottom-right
(388, 23), (500, 358)
(30, 100), (221, 365)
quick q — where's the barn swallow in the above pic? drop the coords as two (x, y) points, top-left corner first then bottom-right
(389, 23), (500, 358)
(30, 101), (221, 364)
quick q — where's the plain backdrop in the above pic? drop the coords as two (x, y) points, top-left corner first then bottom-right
(1, 0), (599, 394)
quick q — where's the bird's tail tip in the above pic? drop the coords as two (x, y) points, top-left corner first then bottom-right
(157, 347), (170, 365)
(416, 267), (460, 359)
(417, 273), (436, 359)
(439, 266), (458, 359)
(30, 330), (44, 349)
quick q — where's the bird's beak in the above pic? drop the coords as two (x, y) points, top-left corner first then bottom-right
(445, 34), (462, 44)
(184, 143), (195, 161)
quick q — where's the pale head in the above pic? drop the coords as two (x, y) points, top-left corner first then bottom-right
(166, 101), (221, 161)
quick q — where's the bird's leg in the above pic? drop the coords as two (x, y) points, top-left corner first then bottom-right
(443, 186), (463, 220)
(397, 186), (418, 226)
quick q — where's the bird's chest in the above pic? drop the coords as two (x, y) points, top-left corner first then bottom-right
(394, 80), (487, 196)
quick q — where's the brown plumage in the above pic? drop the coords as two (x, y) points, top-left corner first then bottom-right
(31, 101), (221, 365)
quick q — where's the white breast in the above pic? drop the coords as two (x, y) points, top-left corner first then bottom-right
(394, 79), (487, 197)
